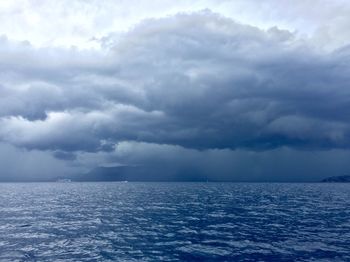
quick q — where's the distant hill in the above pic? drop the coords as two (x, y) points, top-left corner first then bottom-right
(66, 166), (209, 182)
(321, 175), (350, 183)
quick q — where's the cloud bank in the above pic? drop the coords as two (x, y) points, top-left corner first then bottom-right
(0, 9), (350, 180)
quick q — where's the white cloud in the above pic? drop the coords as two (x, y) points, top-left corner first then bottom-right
(0, 0), (349, 50)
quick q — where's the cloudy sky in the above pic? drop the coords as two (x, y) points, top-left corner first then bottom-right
(1, 0), (350, 181)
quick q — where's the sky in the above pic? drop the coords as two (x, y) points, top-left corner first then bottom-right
(0, 0), (350, 181)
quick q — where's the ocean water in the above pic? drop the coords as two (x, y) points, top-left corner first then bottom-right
(0, 183), (349, 261)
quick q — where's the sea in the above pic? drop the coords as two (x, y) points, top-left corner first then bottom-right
(0, 182), (349, 261)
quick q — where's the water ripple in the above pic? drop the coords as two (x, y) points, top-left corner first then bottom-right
(0, 182), (349, 261)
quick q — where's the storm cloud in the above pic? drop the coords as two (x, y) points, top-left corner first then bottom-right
(0, 5), (350, 180)
(1, 12), (350, 152)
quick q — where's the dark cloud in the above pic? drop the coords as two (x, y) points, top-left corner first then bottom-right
(52, 150), (77, 161)
(0, 11), (350, 154)
(76, 141), (350, 182)
(0, 143), (80, 181)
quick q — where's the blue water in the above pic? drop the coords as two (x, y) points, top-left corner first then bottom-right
(0, 183), (349, 261)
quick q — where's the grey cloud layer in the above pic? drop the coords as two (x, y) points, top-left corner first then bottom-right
(1, 12), (350, 152)
(0, 142), (80, 181)
(76, 141), (350, 182)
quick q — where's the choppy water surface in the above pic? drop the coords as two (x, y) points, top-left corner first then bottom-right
(0, 183), (349, 261)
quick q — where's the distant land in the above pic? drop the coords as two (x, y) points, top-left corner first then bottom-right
(321, 175), (350, 183)
(61, 169), (350, 183)
(63, 166), (210, 182)
(2, 167), (350, 183)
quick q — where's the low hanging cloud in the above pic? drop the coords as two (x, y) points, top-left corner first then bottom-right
(0, 142), (80, 181)
(1, 11), (350, 155)
(75, 141), (350, 182)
